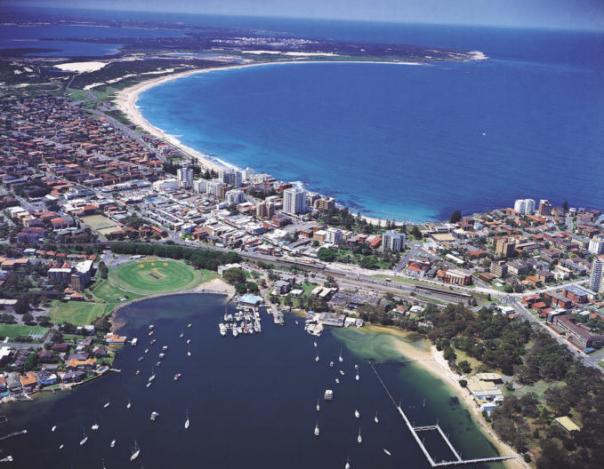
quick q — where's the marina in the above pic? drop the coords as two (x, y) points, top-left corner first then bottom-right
(0, 293), (502, 468)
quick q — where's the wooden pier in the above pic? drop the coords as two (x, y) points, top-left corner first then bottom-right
(369, 362), (517, 467)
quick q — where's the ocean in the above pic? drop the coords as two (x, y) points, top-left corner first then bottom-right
(0, 294), (499, 468)
(135, 25), (604, 221)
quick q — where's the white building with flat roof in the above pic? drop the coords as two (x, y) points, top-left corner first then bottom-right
(382, 230), (406, 252)
(283, 187), (307, 215)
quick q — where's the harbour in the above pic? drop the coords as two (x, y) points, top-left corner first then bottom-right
(0, 293), (501, 468)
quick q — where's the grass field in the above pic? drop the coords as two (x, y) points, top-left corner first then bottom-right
(0, 324), (48, 340)
(50, 301), (110, 326)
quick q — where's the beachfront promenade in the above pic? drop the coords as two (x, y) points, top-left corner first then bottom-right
(368, 362), (517, 467)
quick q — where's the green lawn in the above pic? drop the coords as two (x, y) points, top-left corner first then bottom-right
(50, 300), (109, 326)
(0, 324), (48, 340)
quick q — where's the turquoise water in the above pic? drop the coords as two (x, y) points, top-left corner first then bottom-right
(138, 31), (604, 221)
(0, 294), (499, 468)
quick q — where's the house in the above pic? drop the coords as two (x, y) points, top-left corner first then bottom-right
(554, 416), (581, 433)
(19, 371), (38, 392)
(553, 315), (604, 351)
(37, 370), (58, 386)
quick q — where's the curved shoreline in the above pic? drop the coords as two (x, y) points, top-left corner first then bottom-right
(114, 59), (434, 225)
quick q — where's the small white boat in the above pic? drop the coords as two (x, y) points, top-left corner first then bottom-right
(314, 423), (320, 437)
(339, 370), (345, 376)
(137, 356), (144, 362)
(186, 339), (191, 344)
(354, 364), (359, 370)
(323, 389), (334, 401)
(335, 378), (340, 384)
(150, 339), (156, 345)
(345, 458), (350, 469)
(0, 456), (13, 463)
(184, 409), (190, 430)
(159, 353), (165, 359)
(187, 346), (191, 357)
(313, 341), (317, 348)
(110, 439), (116, 448)
(150, 411), (159, 422)
(130, 337), (138, 346)
(329, 361), (334, 368)
(315, 355), (320, 363)
(187, 323), (192, 328)
(80, 434), (88, 446)
(130, 441), (140, 461)
(354, 409), (360, 419)
(374, 412), (379, 424)
(146, 382), (152, 388)
(148, 330), (154, 337)
(126, 400), (132, 409)
(155, 360), (161, 367)
(383, 448), (392, 456)
(58, 444), (64, 450)
(162, 345), (168, 351)
(179, 331), (184, 338)
(51, 425), (57, 432)
(135, 370), (140, 375)
(338, 348), (344, 363)
(174, 373), (182, 381)
(316, 399), (320, 412)
(144, 348), (149, 354)
(357, 428), (362, 445)
(355, 374), (360, 381)
(91, 423), (99, 431)
(103, 402), (110, 408)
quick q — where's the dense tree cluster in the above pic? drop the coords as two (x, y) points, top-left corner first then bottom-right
(110, 242), (240, 271)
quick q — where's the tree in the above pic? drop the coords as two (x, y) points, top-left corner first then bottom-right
(98, 261), (108, 279)
(449, 209), (462, 223)
(458, 360), (472, 374)
(317, 247), (337, 262)
(14, 297), (30, 315)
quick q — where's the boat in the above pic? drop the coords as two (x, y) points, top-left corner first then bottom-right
(103, 402), (110, 408)
(218, 323), (227, 336)
(162, 345), (168, 351)
(150, 339), (157, 345)
(345, 458), (350, 469)
(149, 325), (155, 330)
(130, 441), (141, 461)
(232, 327), (238, 337)
(148, 330), (154, 337)
(383, 448), (392, 456)
(174, 373), (182, 381)
(374, 412), (379, 424)
(110, 439), (116, 448)
(126, 400), (132, 409)
(51, 425), (57, 432)
(335, 378), (340, 384)
(130, 337), (138, 346)
(58, 444), (64, 450)
(338, 348), (343, 363)
(135, 370), (140, 375)
(354, 409), (360, 419)
(315, 355), (320, 363)
(155, 360), (161, 366)
(187, 345), (191, 357)
(329, 361), (334, 368)
(339, 370), (345, 376)
(314, 422), (320, 437)
(316, 399), (320, 412)
(146, 382), (152, 388)
(179, 331), (184, 338)
(323, 389), (334, 401)
(187, 323), (192, 328)
(144, 348), (149, 354)
(159, 353), (165, 359)
(80, 433), (88, 446)
(354, 364), (359, 370)
(91, 423), (99, 431)
(150, 411), (159, 422)
(186, 339), (191, 344)
(313, 341), (317, 348)
(148, 368), (156, 382)
(184, 409), (190, 430)
(355, 374), (360, 381)
(0, 456), (13, 463)
(357, 428), (362, 444)
(137, 356), (144, 362)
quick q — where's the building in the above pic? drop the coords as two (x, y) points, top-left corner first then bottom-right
(439, 269), (473, 286)
(588, 236), (604, 255)
(382, 230), (405, 252)
(589, 256), (603, 293)
(490, 260), (508, 278)
(206, 180), (227, 200)
(553, 315), (604, 351)
(314, 197), (336, 211)
(225, 189), (246, 205)
(495, 237), (516, 258)
(219, 169), (242, 188)
(283, 187), (307, 215)
(70, 260), (94, 291)
(514, 198), (536, 215)
(256, 201), (275, 219)
(176, 166), (193, 189)
(193, 178), (207, 194)
(538, 199), (552, 216)
(325, 227), (344, 245)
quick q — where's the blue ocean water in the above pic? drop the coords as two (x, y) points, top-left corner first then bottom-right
(139, 28), (604, 220)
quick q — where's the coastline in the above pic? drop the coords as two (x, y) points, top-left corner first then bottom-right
(114, 59), (437, 226)
(361, 325), (525, 468)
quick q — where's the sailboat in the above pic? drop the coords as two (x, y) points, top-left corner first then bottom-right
(316, 399), (320, 412)
(354, 409), (360, 419)
(338, 348), (343, 363)
(130, 441), (141, 461)
(314, 422), (320, 437)
(374, 412), (379, 424)
(184, 409), (190, 430)
(357, 428), (362, 444)
(110, 439), (116, 448)
(79, 432), (88, 446)
(51, 425), (57, 432)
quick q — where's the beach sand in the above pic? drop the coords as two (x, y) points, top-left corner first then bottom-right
(362, 325), (526, 468)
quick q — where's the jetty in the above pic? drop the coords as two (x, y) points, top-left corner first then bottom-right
(368, 362), (517, 467)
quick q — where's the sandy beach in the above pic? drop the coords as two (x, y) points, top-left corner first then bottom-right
(364, 325), (526, 468)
